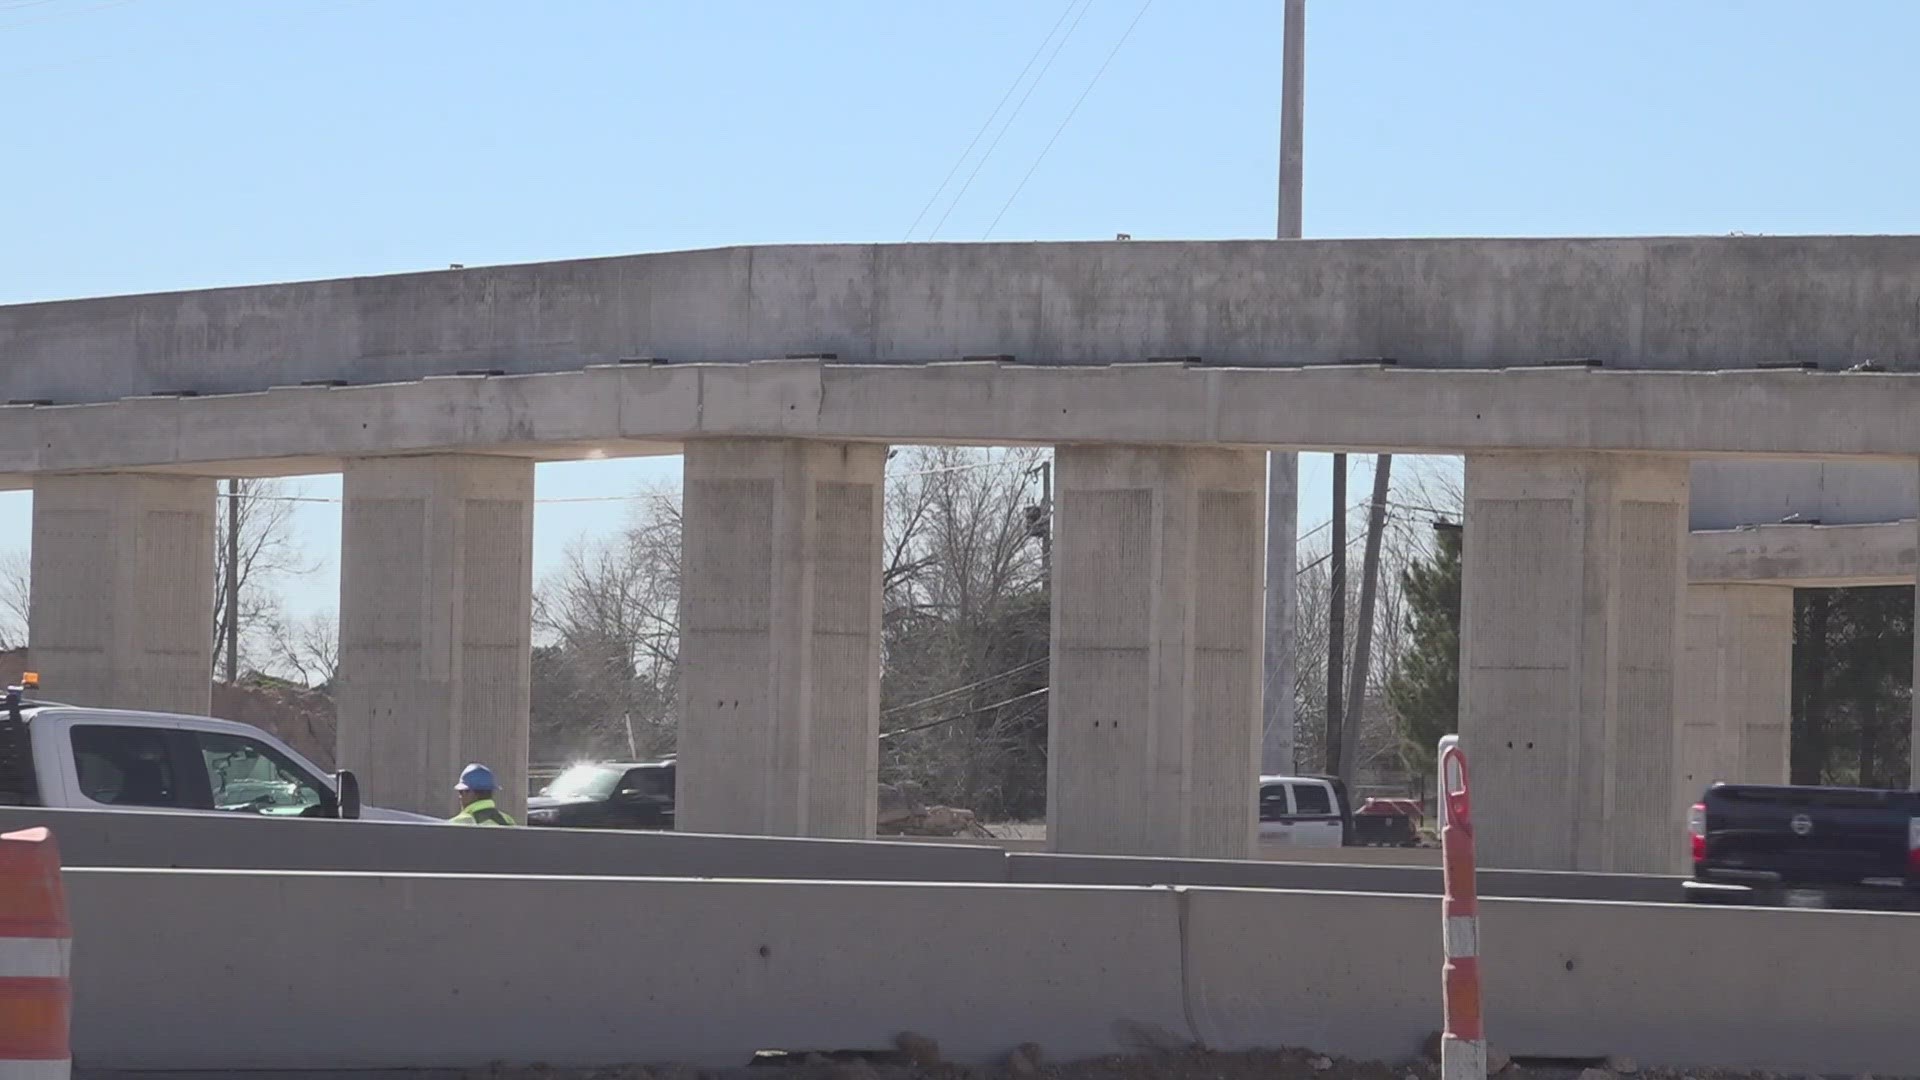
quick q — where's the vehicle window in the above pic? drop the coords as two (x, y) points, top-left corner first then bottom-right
(542, 764), (624, 800)
(195, 732), (327, 815)
(1258, 784), (1291, 821)
(0, 715), (37, 807)
(1291, 783), (1334, 817)
(71, 726), (185, 809)
(620, 769), (673, 799)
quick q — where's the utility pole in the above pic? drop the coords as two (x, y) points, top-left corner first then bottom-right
(1340, 455), (1392, 780)
(1277, 0), (1304, 238)
(1026, 460), (1054, 581)
(223, 478), (240, 684)
(1040, 458), (1052, 581)
(1325, 454), (1345, 772)
(1262, 0), (1305, 775)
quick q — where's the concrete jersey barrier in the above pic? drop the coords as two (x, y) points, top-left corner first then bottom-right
(1007, 852), (1681, 904)
(57, 868), (1920, 1076)
(0, 806), (1687, 902)
(65, 869), (1193, 1071)
(0, 806), (1008, 883)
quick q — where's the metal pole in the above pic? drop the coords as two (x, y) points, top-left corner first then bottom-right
(224, 478), (240, 684)
(1262, 0), (1305, 774)
(1277, 0), (1305, 238)
(1262, 457), (1297, 773)
(1326, 454), (1346, 772)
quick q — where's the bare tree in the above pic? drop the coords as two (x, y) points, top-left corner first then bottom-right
(268, 611), (340, 689)
(880, 446), (1051, 816)
(214, 478), (313, 678)
(0, 551), (28, 651)
(1290, 454), (1466, 790)
(532, 487), (682, 760)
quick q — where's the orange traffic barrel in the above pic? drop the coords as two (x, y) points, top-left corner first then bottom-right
(0, 827), (69, 1078)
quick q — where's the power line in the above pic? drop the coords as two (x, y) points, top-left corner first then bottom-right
(983, 0), (1153, 239)
(903, 0), (1079, 241)
(881, 656), (1049, 717)
(881, 685), (1049, 741)
(928, 0), (1094, 240)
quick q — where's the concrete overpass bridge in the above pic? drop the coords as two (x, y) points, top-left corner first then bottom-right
(8, 234), (1920, 875)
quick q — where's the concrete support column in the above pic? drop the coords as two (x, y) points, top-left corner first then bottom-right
(29, 474), (215, 715)
(336, 455), (534, 818)
(1461, 452), (1688, 873)
(1048, 446), (1265, 859)
(1262, 452), (1298, 774)
(1678, 584), (1793, 817)
(675, 439), (886, 839)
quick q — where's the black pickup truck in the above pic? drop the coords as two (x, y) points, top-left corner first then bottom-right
(1686, 782), (1920, 907)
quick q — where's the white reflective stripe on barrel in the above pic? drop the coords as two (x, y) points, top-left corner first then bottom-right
(0, 938), (68, 980)
(1444, 915), (1478, 959)
(1440, 1038), (1485, 1080)
(0, 1056), (72, 1078)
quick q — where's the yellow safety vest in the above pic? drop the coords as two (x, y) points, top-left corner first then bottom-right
(450, 798), (516, 826)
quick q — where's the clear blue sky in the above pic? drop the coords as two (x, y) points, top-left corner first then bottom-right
(6, 0), (1920, 624)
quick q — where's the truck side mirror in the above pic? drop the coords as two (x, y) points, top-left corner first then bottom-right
(333, 770), (362, 820)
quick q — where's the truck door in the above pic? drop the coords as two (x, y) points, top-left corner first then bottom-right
(67, 724), (208, 813)
(1287, 781), (1345, 848)
(1258, 782), (1294, 843)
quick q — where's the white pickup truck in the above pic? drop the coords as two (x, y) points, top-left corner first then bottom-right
(0, 681), (436, 823)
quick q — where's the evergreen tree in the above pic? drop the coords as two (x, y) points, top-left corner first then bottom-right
(1792, 586), (1913, 788)
(1386, 522), (1462, 779)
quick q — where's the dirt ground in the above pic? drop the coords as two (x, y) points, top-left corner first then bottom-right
(280, 1043), (1899, 1080)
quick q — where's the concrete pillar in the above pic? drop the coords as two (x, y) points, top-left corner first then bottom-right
(1460, 452), (1688, 874)
(1262, 452), (1298, 774)
(675, 439), (886, 838)
(1678, 584), (1793, 818)
(29, 474), (215, 714)
(335, 455), (533, 818)
(1048, 446), (1265, 859)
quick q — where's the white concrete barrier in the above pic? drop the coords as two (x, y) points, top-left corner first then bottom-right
(0, 807), (1008, 883)
(66, 870), (1191, 1072)
(0, 807), (1679, 902)
(1186, 887), (1920, 1077)
(1478, 897), (1919, 1074)
(55, 867), (1920, 1076)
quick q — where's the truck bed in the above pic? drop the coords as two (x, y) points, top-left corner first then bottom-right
(1690, 783), (1918, 902)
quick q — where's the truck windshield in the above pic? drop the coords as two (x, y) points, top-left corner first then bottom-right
(542, 764), (623, 800)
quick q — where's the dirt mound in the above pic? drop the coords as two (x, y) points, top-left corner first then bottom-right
(211, 677), (337, 769)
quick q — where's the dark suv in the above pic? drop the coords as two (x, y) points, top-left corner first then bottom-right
(525, 760), (675, 830)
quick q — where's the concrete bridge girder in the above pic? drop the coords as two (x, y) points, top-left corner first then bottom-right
(13, 368), (1920, 868)
(14, 235), (1920, 869)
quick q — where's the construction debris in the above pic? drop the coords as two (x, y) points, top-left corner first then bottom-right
(876, 782), (994, 838)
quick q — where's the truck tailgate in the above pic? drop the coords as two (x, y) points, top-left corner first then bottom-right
(1706, 785), (1911, 884)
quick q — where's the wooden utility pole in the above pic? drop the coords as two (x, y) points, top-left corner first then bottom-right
(1340, 455), (1393, 780)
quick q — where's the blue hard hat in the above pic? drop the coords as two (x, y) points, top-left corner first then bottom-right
(455, 763), (497, 793)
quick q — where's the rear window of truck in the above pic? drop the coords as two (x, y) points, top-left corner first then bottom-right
(0, 715), (37, 806)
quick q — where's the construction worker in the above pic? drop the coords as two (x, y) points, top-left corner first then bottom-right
(449, 763), (516, 826)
